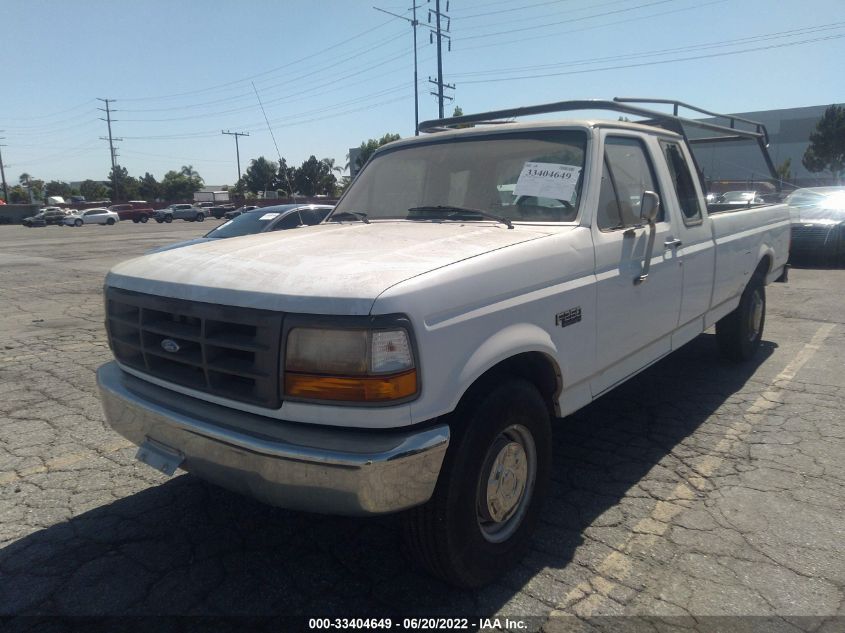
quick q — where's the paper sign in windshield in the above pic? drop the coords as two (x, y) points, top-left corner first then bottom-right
(259, 213), (280, 221)
(513, 162), (581, 202)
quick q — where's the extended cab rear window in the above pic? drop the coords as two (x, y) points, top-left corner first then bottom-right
(336, 130), (588, 223)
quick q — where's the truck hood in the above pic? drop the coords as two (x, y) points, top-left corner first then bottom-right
(106, 221), (554, 314)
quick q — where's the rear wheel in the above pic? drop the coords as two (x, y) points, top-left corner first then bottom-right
(403, 378), (551, 588)
(716, 274), (765, 362)
(132, 218), (139, 223)
(139, 215), (148, 223)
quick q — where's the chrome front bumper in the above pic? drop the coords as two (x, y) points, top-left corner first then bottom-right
(97, 362), (449, 516)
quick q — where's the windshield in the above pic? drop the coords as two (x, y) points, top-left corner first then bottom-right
(204, 207), (297, 238)
(334, 130), (587, 223)
(793, 190), (845, 222)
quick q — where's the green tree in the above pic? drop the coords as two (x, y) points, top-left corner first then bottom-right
(138, 172), (160, 201)
(79, 180), (110, 201)
(243, 156), (278, 194)
(45, 180), (72, 198)
(108, 164), (140, 201)
(803, 105), (845, 183)
(349, 133), (401, 172)
(7, 185), (29, 203)
(160, 168), (203, 201)
(275, 158), (297, 196)
(294, 155), (337, 196)
(18, 173), (45, 202)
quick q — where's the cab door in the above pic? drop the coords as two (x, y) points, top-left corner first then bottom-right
(590, 133), (683, 397)
(657, 139), (715, 330)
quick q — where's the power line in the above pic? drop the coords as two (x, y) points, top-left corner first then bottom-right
(453, 0), (723, 52)
(116, 18), (407, 103)
(456, 0), (677, 42)
(450, 21), (845, 78)
(458, 31), (845, 84)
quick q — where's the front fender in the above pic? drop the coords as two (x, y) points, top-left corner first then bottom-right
(452, 322), (560, 410)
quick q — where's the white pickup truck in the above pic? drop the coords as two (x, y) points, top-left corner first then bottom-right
(97, 98), (789, 587)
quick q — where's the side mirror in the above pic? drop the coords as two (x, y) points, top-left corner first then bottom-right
(640, 191), (660, 224)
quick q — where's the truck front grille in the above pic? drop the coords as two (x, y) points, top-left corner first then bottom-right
(105, 287), (283, 407)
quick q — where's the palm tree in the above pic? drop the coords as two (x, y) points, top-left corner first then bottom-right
(19, 173), (31, 187)
(322, 158), (342, 175)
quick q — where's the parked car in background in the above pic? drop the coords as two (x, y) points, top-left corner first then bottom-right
(148, 204), (334, 253)
(109, 201), (156, 223)
(223, 205), (259, 219)
(786, 187), (845, 264)
(154, 204), (205, 223)
(63, 207), (120, 226)
(208, 204), (237, 219)
(22, 208), (68, 227)
(715, 190), (765, 206)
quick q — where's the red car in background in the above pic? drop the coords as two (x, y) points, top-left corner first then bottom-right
(108, 201), (156, 223)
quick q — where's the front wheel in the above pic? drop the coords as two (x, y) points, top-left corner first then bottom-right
(164, 215), (172, 223)
(716, 275), (765, 362)
(106, 218), (115, 225)
(195, 213), (204, 222)
(74, 219), (83, 227)
(139, 215), (148, 223)
(403, 378), (551, 587)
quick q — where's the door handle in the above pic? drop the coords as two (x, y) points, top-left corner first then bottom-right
(664, 238), (682, 249)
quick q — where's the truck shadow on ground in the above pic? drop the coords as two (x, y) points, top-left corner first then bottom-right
(0, 333), (775, 618)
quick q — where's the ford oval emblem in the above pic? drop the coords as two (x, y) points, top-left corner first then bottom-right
(161, 338), (181, 353)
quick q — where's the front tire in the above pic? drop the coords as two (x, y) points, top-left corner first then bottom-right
(164, 215), (172, 223)
(716, 274), (765, 362)
(106, 218), (115, 225)
(195, 213), (204, 222)
(403, 378), (551, 588)
(139, 215), (148, 223)
(74, 219), (82, 227)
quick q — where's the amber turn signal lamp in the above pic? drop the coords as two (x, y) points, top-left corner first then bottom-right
(285, 370), (418, 402)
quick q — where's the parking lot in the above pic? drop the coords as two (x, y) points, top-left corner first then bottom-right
(1, 222), (844, 629)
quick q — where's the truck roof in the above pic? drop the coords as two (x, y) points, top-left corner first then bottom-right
(384, 118), (682, 152)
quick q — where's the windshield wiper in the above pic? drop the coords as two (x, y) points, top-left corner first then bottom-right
(329, 211), (370, 224)
(408, 205), (513, 229)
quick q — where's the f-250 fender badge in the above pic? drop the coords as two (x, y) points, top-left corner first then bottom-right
(555, 307), (581, 328)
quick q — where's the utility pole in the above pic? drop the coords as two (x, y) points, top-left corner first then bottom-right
(374, 4), (422, 135)
(222, 130), (249, 185)
(0, 133), (8, 203)
(427, 0), (454, 118)
(97, 98), (122, 202)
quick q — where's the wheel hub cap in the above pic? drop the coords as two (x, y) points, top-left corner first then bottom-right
(485, 441), (528, 523)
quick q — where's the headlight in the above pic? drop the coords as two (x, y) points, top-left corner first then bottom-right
(284, 327), (417, 403)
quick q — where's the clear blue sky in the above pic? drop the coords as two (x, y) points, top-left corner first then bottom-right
(3, 0), (843, 187)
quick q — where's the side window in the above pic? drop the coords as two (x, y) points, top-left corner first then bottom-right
(599, 137), (662, 231)
(661, 141), (703, 224)
(270, 212), (303, 231)
(597, 157), (622, 230)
